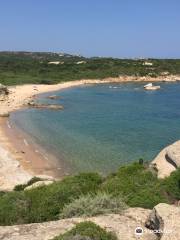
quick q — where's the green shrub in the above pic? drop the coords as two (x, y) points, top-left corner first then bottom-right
(0, 191), (29, 225)
(162, 168), (180, 201)
(39, 79), (52, 84)
(52, 221), (117, 240)
(101, 163), (168, 208)
(14, 184), (26, 191)
(60, 192), (127, 218)
(0, 173), (102, 225)
(0, 163), (179, 226)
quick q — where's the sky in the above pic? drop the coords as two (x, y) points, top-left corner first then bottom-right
(0, 0), (180, 58)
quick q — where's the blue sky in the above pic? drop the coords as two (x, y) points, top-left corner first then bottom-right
(0, 0), (180, 58)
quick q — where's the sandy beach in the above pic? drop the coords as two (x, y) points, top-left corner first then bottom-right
(0, 75), (180, 191)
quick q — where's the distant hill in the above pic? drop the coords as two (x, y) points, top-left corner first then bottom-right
(0, 51), (180, 85)
(0, 51), (85, 61)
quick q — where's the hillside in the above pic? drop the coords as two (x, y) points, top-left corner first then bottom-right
(0, 51), (180, 85)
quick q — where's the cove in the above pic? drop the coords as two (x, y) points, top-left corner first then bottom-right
(10, 82), (180, 175)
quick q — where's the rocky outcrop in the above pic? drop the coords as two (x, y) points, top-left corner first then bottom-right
(145, 203), (180, 240)
(151, 140), (180, 178)
(47, 95), (61, 100)
(24, 180), (54, 190)
(0, 208), (158, 240)
(27, 100), (64, 110)
(0, 84), (9, 95)
(166, 141), (180, 168)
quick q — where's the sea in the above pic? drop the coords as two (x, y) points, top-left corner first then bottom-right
(10, 82), (180, 175)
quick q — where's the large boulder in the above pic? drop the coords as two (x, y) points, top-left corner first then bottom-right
(166, 140), (180, 168)
(0, 84), (9, 95)
(145, 203), (180, 240)
(151, 140), (180, 178)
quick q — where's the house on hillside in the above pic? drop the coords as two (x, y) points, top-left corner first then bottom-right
(48, 61), (64, 65)
(143, 61), (153, 66)
(76, 61), (87, 65)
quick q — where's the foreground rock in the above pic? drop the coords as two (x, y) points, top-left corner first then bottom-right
(0, 208), (157, 240)
(151, 140), (180, 178)
(145, 203), (180, 240)
(0, 203), (178, 240)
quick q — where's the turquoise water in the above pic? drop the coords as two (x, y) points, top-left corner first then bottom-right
(11, 82), (180, 175)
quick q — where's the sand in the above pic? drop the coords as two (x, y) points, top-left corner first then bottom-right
(0, 76), (180, 190)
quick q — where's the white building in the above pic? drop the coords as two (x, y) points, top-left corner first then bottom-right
(76, 61), (87, 65)
(143, 61), (153, 66)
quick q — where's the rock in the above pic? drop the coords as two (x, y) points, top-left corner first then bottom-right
(166, 141), (180, 168)
(35, 104), (64, 110)
(0, 112), (10, 117)
(0, 84), (9, 95)
(47, 95), (61, 100)
(145, 203), (180, 240)
(24, 180), (54, 190)
(27, 101), (63, 110)
(151, 140), (180, 178)
(0, 208), (158, 240)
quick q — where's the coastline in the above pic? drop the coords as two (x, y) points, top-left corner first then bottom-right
(0, 75), (180, 190)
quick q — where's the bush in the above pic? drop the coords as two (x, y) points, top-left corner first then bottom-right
(52, 221), (117, 240)
(0, 191), (29, 225)
(60, 192), (127, 218)
(101, 163), (168, 208)
(162, 168), (180, 201)
(0, 173), (102, 225)
(0, 163), (179, 226)
(39, 79), (52, 84)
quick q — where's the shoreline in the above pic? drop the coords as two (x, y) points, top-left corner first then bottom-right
(1, 75), (180, 114)
(0, 75), (180, 190)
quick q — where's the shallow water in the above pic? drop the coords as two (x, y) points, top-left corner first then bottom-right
(11, 82), (180, 175)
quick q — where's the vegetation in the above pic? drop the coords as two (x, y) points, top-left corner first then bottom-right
(0, 51), (180, 86)
(52, 221), (117, 240)
(101, 163), (169, 208)
(0, 173), (102, 225)
(0, 163), (179, 226)
(60, 192), (127, 218)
